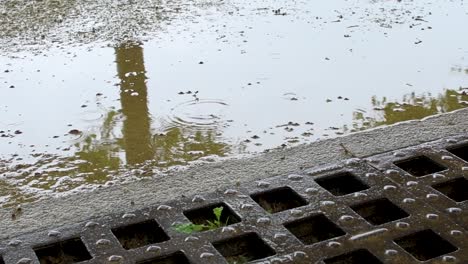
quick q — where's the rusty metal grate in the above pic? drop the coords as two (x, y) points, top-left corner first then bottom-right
(1, 134), (468, 263)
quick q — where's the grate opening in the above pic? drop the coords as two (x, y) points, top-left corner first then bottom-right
(432, 177), (468, 202)
(394, 229), (457, 261)
(183, 202), (241, 231)
(284, 213), (345, 245)
(394, 156), (446, 177)
(112, 219), (170, 250)
(315, 172), (369, 196)
(212, 232), (276, 263)
(34, 237), (92, 264)
(447, 144), (468, 162)
(323, 249), (383, 264)
(250, 186), (308, 214)
(350, 198), (409, 225)
(0, 256), (4, 264)
(137, 251), (191, 264)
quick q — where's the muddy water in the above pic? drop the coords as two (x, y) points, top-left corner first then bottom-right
(0, 0), (467, 207)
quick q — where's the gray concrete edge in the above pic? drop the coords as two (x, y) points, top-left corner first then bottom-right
(1, 108), (467, 240)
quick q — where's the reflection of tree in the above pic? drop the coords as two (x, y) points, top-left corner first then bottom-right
(352, 89), (468, 131)
(116, 43), (154, 165)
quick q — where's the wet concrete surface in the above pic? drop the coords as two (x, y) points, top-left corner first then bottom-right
(1, 0), (468, 206)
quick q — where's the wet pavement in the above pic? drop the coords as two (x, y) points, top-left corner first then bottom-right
(1, 0), (468, 207)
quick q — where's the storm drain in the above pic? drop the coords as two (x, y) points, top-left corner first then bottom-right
(1, 135), (468, 264)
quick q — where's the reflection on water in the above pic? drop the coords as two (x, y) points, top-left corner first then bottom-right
(350, 88), (468, 132)
(0, 43), (229, 207)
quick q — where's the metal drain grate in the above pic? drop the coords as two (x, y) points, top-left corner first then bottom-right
(2, 134), (468, 264)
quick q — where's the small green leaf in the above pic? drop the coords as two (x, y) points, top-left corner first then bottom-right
(174, 223), (205, 234)
(213, 206), (223, 222)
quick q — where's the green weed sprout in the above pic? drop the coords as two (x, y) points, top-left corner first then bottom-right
(174, 206), (229, 234)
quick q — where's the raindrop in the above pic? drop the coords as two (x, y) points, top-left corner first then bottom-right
(395, 222), (410, 229)
(383, 185), (397, 191)
(224, 189), (238, 195)
(85, 221), (99, 228)
(402, 198), (415, 203)
(305, 187), (318, 194)
(320, 201), (336, 207)
(122, 213), (136, 219)
(16, 258), (32, 264)
(257, 181), (271, 188)
(384, 249), (398, 256)
(446, 207), (462, 214)
(146, 245), (161, 252)
(96, 239), (111, 246)
(406, 181), (418, 186)
(48, 230), (61, 237)
(426, 193), (439, 199)
(157, 205), (172, 211)
(192, 195), (205, 202)
(185, 236), (199, 242)
(288, 174), (303, 181)
(240, 203), (253, 210)
(426, 213), (439, 220)
(327, 241), (341, 248)
(200, 253), (215, 258)
(442, 256), (457, 262)
(108, 255), (123, 262)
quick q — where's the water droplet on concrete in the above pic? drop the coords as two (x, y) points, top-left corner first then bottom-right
(85, 221), (99, 228)
(185, 236), (199, 242)
(450, 230), (462, 236)
(274, 233), (288, 240)
(406, 181), (418, 186)
(221, 226), (236, 233)
(442, 256), (457, 262)
(257, 181), (271, 187)
(346, 158), (360, 165)
(446, 207), (462, 214)
(426, 193), (439, 199)
(384, 249), (398, 256)
(339, 215), (354, 222)
(320, 200), (335, 207)
(446, 138), (457, 143)
(96, 239), (111, 246)
(365, 173), (377, 178)
(293, 251), (308, 259)
(122, 213), (136, 219)
(224, 189), (238, 195)
(288, 174), (303, 181)
(240, 203), (253, 210)
(290, 209), (303, 216)
(383, 185), (397, 191)
(146, 245), (161, 252)
(8, 239), (22, 246)
(393, 152), (405, 157)
(432, 173), (446, 179)
(396, 222), (410, 229)
(385, 169), (399, 175)
(327, 241), (341, 248)
(48, 230), (61, 237)
(403, 198), (415, 203)
(426, 213), (439, 220)
(108, 255), (123, 262)
(305, 187), (318, 194)
(257, 217), (271, 225)
(16, 258), (32, 264)
(200, 252), (215, 258)
(441, 155), (453, 160)
(192, 195), (205, 202)
(157, 205), (172, 211)
(353, 192), (367, 197)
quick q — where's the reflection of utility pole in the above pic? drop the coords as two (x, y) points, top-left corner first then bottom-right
(115, 43), (154, 165)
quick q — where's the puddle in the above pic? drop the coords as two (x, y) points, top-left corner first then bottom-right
(0, 0), (468, 207)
